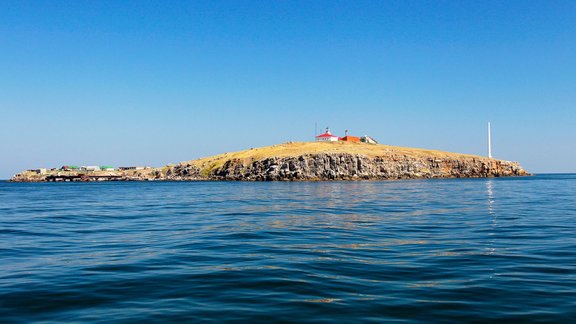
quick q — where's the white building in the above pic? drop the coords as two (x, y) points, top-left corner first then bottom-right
(315, 127), (339, 142)
(119, 166), (147, 171)
(360, 135), (378, 144)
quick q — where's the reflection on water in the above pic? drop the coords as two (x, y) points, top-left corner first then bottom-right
(486, 179), (495, 215)
(485, 179), (498, 260)
(235, 181), (476, 233)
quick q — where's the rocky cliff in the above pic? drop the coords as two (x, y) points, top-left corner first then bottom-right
(192, 154), (526, 181)
(10, 142), (529, 182)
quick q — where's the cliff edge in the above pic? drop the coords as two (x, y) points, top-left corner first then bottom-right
(10, 142), (529, 182)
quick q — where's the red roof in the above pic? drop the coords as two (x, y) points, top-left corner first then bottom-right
(316, 133), (338, 138)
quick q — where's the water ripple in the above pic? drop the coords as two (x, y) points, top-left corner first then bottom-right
(1, 176), (575, 322)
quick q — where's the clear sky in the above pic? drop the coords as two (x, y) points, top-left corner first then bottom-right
(1, 1), (575, 178)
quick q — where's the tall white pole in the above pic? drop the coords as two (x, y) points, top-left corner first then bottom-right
(488, 122), (492, 158)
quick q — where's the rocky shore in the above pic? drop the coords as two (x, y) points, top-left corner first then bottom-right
(10, 142), (529, 182)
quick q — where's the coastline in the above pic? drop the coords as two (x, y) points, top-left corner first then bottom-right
(10, 142), (529, 182)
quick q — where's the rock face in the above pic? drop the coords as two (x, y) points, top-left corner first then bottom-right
(10, 143), (529, 182)
(187, 153), (528, 181)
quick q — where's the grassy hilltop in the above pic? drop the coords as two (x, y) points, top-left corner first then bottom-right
(187, 141), (484, 176)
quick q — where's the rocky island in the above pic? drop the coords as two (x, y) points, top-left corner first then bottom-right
(10, 141), (529, 182)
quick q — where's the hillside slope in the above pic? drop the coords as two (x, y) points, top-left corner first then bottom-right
(168, 141), (528, 181)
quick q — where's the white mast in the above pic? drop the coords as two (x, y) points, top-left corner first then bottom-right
(488, 122), (492, 158)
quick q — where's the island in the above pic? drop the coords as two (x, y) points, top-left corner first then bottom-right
(10, 141), (529, 182)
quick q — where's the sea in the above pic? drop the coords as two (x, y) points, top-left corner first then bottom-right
(1, 174), (575, 322)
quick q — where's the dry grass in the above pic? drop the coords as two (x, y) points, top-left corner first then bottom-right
(186, 141), (482, 174)
(14, 142), (491, 181)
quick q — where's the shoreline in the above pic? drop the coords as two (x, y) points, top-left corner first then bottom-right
(10, 142), (530, 182)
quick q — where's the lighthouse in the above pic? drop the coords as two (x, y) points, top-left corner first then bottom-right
(315, 127), (339, 142)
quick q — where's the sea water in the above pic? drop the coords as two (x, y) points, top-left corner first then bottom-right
(1, 175), (575, 322)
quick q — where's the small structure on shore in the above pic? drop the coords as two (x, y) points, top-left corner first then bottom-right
(315, 127), (339, 142)
(340, 130), (361, 143)
(58, 165), (150, 172)
(82, 166), (101, 172)
(46, 174), (123, 182)
(61, 165), (80, 171)
(315, 127), (378, 144)
(118, 166), (148, 171)
(360, 135), (378, 144)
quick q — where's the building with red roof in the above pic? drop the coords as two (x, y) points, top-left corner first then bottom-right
(315, 127), (375, 144)
(339, 130), (361, 142)
(315, 127), (339, 142)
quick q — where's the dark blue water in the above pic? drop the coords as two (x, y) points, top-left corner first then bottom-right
(1, 175), (575, 322)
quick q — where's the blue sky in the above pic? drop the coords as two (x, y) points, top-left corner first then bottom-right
(1, 1), (575, 178)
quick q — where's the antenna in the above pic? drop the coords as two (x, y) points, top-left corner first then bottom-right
(488, 122), (492, 158)
(315, 122), (317, 137)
